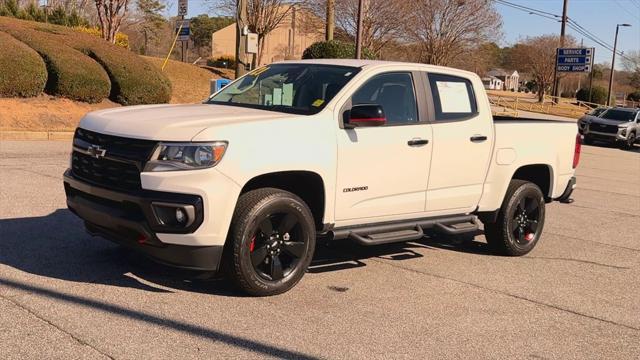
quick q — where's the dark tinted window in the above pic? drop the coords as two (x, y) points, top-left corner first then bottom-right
(600, 109), (636, 122)
(207, 64), (360, 115)
(351, 72), (418, 125)
(428, 73), (478, 121)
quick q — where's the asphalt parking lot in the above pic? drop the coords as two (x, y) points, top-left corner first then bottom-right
(1, 140), (639, 359)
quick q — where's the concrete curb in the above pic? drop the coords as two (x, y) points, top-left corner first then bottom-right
(0, 131), (74, 141)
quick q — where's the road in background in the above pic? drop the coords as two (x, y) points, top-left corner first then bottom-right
(1, 141), (639, 359)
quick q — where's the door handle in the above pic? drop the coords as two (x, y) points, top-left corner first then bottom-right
(470, 135), (488, 142)
(407, 138), (429, 146)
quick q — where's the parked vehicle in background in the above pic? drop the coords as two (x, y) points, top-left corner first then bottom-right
(588, 107), (608, 117)
(63, 60), (580, 296)
(581, 107), (640, 149)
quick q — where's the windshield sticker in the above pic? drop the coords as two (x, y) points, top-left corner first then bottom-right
(273, 88), (283, 105)
(249, 66), (269, 76)
(312, 99), (325, 107)
(282, 83), (293, 106)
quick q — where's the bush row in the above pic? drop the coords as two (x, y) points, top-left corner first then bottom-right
(0, 31), (47, 97)
(0, 17), (171, 105)
(302, 40), (376, 60)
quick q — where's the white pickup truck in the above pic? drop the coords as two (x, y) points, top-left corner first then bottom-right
(64, 60), (580, 296)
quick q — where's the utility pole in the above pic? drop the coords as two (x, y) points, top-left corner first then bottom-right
(326, 0), (335, 41)
(235, 0), (248, 78)
(355, 0), (365, 59)
(607, 23), (632, 106)
(552, 0), (569, 99)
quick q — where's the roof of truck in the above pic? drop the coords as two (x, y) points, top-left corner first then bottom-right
(274, 59), (476, 77)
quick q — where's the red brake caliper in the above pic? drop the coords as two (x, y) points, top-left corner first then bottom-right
(525, 233), (534, 242)
(249, 235), (256, 252)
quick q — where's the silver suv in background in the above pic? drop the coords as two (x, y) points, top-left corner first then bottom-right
(580, 107), (640, 149)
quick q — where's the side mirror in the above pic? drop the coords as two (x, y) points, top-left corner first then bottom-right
(346, 104), (386, 128)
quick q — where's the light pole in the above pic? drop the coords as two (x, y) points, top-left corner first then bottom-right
(607, 23), (631, 106)
(355, 0), (365, 59)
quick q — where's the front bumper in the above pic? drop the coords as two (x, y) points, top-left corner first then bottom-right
(583, 128), (629, 142)
(64, 170), (223, 271)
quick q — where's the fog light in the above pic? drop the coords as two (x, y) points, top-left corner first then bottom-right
(151, 202), (196, 229)
(176, 208), (186, 223)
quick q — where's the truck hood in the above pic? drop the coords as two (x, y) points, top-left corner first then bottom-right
(79, 104), (294, 141)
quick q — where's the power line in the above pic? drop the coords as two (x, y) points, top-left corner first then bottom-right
(613, 0), (640, 21)
(493, 0), (632, 62)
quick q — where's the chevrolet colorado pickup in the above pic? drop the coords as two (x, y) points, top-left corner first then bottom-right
(64, 60), (580, 296)
(578, 107), (639, 149)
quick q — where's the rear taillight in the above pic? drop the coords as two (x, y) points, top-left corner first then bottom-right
(573, 133), (582, 169)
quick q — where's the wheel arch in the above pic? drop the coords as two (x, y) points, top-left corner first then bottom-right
(240, 171), (326, 230)
(510, 164), (554, 200)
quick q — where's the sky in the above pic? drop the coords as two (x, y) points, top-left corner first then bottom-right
(183, 0), (640, 68)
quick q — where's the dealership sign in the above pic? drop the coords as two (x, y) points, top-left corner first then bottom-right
(556, 48), (594, 73)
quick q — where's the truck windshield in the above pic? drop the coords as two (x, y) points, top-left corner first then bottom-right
(600, 109), (636, 122)
(206, 64), (360, 115)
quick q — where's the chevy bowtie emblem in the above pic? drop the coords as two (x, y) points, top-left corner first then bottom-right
(87, 144), (106, 159)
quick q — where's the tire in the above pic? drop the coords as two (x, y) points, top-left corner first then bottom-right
(224, 188), (316, 296)
(484, 180), (546, 256)
(625, 132), (636, 149)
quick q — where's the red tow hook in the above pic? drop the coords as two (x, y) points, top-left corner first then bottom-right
(137, 234), (148, 244)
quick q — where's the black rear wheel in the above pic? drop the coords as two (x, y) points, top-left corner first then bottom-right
(225, 188), (316, 296)
(484, 180), (546, 256)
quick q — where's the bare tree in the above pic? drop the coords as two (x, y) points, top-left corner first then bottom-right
(506, 35), (566, 102)
(621, 50), (640, 89)
(94, 0), (130, 43)
(212, 0), (296, 66)
(406, 0), (501, 66)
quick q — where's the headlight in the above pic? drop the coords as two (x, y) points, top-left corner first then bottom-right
(144, 142), (228, 172)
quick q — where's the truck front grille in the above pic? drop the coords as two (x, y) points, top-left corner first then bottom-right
(590, 123), (619, 134)
(71, 128), (157, 192)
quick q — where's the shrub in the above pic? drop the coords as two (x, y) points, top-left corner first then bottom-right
(0, 22), (111, 103)
(576, 86), (610, 105)
(302, 40), (375, 60)
(74, 27), (129, 49)
(71, 37), (172, 105)
(0, 17), (171, 105)
(207, 55), (236, 69)
(627, 91), (640, 102)
(0, 31), (47, 97)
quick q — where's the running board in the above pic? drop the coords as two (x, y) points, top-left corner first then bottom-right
(330, 214), (479, 246)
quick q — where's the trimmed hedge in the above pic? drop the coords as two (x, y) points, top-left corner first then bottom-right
(0, 17), (171, 105)
(0, 31), (47, 97)
(0, 19), (110, 103)
(72, 38), (171, 105)
(302, 40), (376, 60)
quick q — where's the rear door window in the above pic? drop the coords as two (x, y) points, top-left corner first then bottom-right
(427, 73), (478, 121)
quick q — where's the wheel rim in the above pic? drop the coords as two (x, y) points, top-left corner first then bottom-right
(510, 195), (542, 245)
(629, 134), (635, 147)
(249, 212), (306, 282)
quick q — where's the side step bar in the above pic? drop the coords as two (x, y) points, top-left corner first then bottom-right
(330, 215), (479, 246)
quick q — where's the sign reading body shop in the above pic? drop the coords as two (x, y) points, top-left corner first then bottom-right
(556, 48), (594, 73)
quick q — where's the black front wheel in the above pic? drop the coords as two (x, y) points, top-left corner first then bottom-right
(484, 180), (546, 256)
(225, 188), (316, 296)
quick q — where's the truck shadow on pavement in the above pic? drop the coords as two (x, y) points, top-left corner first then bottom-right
(0, 209), (491, 296)
(0, 209), (240, 296)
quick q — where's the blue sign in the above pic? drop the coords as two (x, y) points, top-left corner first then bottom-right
(214, 79), (231, 92)
(558, 48), (593, 56)
(175, 20), (190, 41)
(558, 56), (590, 65)
(556, 47), (594, 73)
